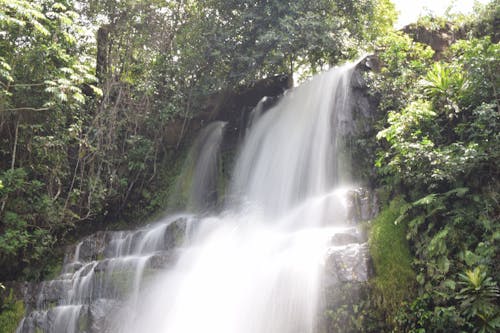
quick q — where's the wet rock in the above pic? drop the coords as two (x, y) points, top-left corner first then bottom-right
(164, 74), (291, 148)
(148, 250), (178, 270)
(94, 259), (110, 273)
(330, 232), (362, 246)
(163, 217), (188, 250)
(65, 232), (109, 264)
(346, 188), (378, 223)
(346, 57), (382, 185)
(89, 299), (119, 333)
(35, 280), (71, 308)
(325, 243), (371, 284)
(63, 261), (84, 274)
(19, 310), (50, 333)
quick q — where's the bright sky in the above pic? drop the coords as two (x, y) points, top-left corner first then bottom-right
(392, 0), (491, 28)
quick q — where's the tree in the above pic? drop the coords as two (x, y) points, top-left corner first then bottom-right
(0, 0), (98, 280)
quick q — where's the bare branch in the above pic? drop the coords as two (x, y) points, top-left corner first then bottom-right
(2, 107), (50, 112)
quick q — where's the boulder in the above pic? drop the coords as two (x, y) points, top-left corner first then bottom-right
(324, 243), (371, 284)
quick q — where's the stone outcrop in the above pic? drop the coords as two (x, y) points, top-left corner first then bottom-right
(325, 243), (371, 283)
(322, 188), (377, 284)
(402, 22), (467, 59)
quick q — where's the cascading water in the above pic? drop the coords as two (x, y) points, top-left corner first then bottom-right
(230, 65), (353, 216)
(17, 61), (373, 333)
(169, 121), (227, 212)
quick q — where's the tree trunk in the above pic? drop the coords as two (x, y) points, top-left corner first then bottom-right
(96, 25), (111, 81)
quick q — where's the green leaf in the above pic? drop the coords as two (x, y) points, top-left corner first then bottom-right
(443, 279), (456, 290)
(417, 273), (425, 285)
(464, 250), (479, 267)
(413, 193), (438, 206)
(437, 256), (450, 273)
(72, 92), (85, 104)
(444, 187), (469, 198)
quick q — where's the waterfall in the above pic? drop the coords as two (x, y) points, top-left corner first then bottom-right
(17, 62), (373, 333)
(169, 121), (227, 212)
(229, 66), (354, 217)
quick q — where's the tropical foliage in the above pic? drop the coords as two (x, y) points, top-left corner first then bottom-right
(370, 4), (499, 331)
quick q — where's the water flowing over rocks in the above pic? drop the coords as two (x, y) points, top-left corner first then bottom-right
(16, 215), (194, 333)
(16, 189), (378, 333)
(16, 59), (382, 333)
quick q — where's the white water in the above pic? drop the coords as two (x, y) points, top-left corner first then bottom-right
(230, 65), (353, 217)
(17, 62), (362, 333)
(114, 63), (357, 333)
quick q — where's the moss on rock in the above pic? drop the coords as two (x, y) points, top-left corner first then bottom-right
(368, 196), (415, 327)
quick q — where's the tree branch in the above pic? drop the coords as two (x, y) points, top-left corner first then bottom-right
(1, 107), (50, 112)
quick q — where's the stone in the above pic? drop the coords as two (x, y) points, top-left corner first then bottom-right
(345, 188), (379, 224)
(401, 22), (467, 59)
(65, 231), (109, 264)
(163, 217), (188, 250)
(324, 242), (371, 284)
(89, 299), (119, 333)
(35, 280), (71, 308)
(330, 232), (362, 246)
(147, 250), (178, 270)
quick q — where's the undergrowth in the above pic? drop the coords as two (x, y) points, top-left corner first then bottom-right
(369, 197), (415, 328)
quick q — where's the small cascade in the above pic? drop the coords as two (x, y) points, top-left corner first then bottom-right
(16, 214), (196, 333)
(17, 60), (379, 333)
(169, 121), (227, 212)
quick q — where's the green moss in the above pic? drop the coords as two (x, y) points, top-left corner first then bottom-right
(369, 196), (415, 325)
(216, 147), (235, 206)
(78, 311), (90, 331)
(0, 290), (25, 333)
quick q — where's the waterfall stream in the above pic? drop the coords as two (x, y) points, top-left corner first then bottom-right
(17, 62), (374, 333)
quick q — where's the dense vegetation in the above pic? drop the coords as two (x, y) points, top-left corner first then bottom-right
(0, 0), (498, 332)
(365, 2), (500, 331)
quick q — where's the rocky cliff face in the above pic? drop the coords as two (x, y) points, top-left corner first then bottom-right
(165, 56), (379, 151)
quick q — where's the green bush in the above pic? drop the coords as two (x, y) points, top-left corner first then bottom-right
(457, 267), (500, 333)
(0, 290), (25, 333)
